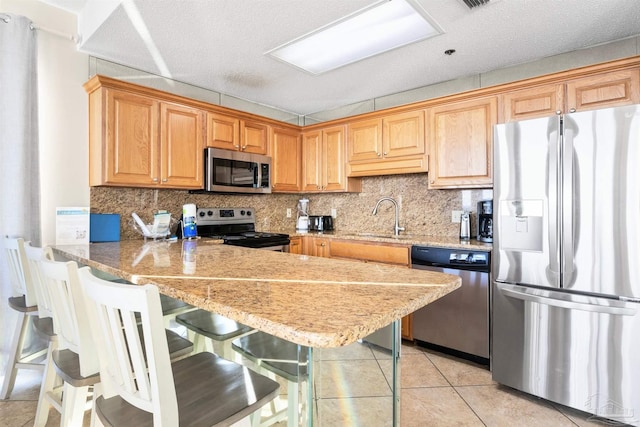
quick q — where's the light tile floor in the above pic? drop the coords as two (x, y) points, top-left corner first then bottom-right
(0, 341), (631, 426)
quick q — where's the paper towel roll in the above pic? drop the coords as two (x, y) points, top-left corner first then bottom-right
(182, 204), (197, 238)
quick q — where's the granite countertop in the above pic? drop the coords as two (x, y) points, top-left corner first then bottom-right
(53, 240), (460, 348)
(284, 229), (493, 251)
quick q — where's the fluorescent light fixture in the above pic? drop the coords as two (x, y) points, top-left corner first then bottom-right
(266, 0), (443, 75)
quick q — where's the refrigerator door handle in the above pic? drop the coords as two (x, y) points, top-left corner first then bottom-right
(547, 119), (561, 283)
(561, 116), (575, 285)
(499, 284), (636, 316)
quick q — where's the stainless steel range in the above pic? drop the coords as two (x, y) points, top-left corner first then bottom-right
(192, 207), (290, 251)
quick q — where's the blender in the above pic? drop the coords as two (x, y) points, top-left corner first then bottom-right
(296, 198), (309, 231)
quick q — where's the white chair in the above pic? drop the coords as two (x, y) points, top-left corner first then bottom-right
(1, 236), (46, 399)
(78, 267), (280, 426)
(23, 242), (64, 426)
(39, 258), (101, 426)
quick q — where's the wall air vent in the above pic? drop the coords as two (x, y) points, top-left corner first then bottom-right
(461, 0), (490, 8)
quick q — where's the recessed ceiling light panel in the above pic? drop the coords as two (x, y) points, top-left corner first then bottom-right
(266, 0), (444, 75)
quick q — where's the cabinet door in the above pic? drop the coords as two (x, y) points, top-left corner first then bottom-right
(271, 127), (301, 192)
(241, 119), (269, 154)
(347, 118), (382, 162)
(382, 110), (425, 158)
(500, 84), (564, 122)
(401, 314), (413, 340)
(105, 89), (159, 185)
(302, 131), (322, 192)
(206, 112), (239, 150)
(429, 97), (497, 189)
(160, 103), (204, 188)
(323, 125), (348, 191)
(289, 237), (303, 254)
(566, 69), (640, 112)
(310, 237), (330, 257)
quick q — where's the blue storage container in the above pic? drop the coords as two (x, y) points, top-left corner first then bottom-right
(90, 213), (121, 242)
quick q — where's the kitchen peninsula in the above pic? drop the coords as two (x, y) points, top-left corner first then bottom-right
(53, 239), (460, 426)
(53, 239), (460, 347)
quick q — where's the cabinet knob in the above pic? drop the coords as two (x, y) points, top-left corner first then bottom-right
(242, 144), (248, 149)
(317, 185), (321, 190)
(162, 178), (168, 182)
(383, 152), (388, 156)
(377, 152), (381, 157)
(569, 108), (576, 113)
(321, 242), (326, 247)
(153, 178), (159, 182)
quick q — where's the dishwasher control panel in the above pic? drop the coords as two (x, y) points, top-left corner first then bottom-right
(449, 252), (489, 265)
(411, 246), (490, 272)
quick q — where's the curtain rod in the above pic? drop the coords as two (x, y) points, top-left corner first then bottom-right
(0, 13), (80, 44)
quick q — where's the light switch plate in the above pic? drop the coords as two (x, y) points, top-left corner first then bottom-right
(286, 208), (292, 218)
(331, 208), (337, 218)
(451, 210), (464, 223)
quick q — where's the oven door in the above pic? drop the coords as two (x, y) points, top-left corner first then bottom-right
(205, 147), (271, 194)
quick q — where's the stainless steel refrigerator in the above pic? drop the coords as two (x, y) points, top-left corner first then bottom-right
(492, 104), (640, 426)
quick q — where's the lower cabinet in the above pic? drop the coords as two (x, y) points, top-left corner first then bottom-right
(288, 236), (303, 254)
(299, 236), (413, 339)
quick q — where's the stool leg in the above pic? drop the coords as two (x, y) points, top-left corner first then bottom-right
(286, 380), (299, 427)
(34, 340), (58, 426)
(61, 383), (90, 427)
(1, 312), (29, 399)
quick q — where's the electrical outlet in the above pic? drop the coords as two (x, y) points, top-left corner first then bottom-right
(286, 208), (292, 218)
(451, 210), (464, 223)
(331, 208), (337, 218)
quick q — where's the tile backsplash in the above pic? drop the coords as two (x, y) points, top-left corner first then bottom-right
(91, 174), (493, 240)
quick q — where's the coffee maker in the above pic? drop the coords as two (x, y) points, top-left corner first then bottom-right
(477, 200), (493, 243)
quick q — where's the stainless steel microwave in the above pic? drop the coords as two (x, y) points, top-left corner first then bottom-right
(204, 147), (271, 194)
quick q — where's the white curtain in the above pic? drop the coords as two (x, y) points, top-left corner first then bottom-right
(0, 13), (42, 374)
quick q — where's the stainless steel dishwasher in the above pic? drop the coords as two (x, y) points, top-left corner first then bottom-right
(411, 246), (490, 364)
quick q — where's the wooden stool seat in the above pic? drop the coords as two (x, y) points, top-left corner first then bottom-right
(232, 331), (308, 382)
(95, 352), (280, 426)
(7, 295), (38, 312)
(176, 309), (253, 359)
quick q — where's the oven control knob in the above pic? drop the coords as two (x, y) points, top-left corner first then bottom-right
(240, 210), (246, 216)
(207, 210), (214, 216)
(246, 211), (251, 216)
(198, 211), (206, 217)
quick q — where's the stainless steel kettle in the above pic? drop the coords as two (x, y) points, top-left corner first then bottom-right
(459, 212), (471, 240)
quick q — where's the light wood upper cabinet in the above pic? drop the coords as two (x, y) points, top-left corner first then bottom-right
(100, 89), (159, 186)
(89, 88), (203, 189)
(241, 119), (269, 154)
(500, 84), (564, 122)
(428, 96), (497, 189)
(206, 113), (268, 154)
(206, 112), (239, 150)
(566, 69), (640, 112)
(500, 69), (640, 123)
(347, 110), (427, 177)
(302, 125), (361, 192)
(160, 103), (204, 188)
(270, 126), (302, 193)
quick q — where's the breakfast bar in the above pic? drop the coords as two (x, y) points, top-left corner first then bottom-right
(53, 239), (461, 426)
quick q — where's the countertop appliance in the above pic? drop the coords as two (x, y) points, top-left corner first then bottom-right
(411, 246), (490, 364)
(476, 200), (493, 243)
(308, 215), (334, 232)
(204, 147), (271, 194)
(492, 105), (640, 425)
(190, 207), (290, 251)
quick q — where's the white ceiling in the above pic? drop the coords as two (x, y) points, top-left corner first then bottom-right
(43, 0), (640, 116)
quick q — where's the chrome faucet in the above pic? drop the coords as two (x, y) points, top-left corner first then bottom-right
(372, 197), (405, 236)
